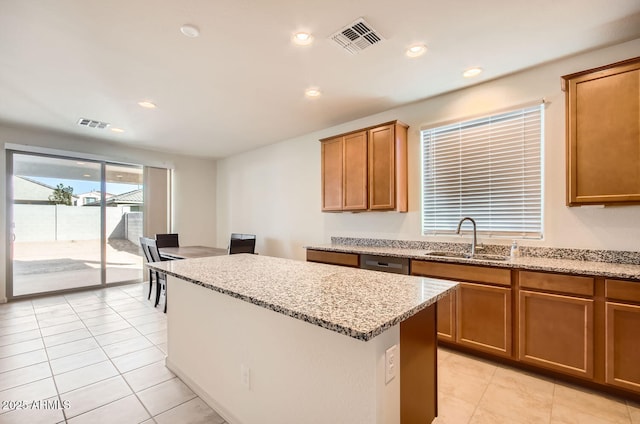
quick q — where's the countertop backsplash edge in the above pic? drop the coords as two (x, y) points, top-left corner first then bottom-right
(330, 237), (640, 265)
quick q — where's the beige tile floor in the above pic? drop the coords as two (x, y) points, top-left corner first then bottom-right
(0, 282), (638, 423)
(436, 347), (640, 424)
(0, 282), (225, 424)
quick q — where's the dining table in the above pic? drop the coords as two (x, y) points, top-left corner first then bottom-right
(159, 245), (228, 260)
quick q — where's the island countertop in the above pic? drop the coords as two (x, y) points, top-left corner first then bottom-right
(147, 254), (457, 341)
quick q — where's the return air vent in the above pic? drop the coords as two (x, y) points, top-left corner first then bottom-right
(77, 118), (110, 129)
(330, 18), (384, 54)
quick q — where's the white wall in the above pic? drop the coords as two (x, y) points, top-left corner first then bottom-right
(216, 38), (640, 260)
(0, 124), (217, 301)
(167, 275), (400, 424)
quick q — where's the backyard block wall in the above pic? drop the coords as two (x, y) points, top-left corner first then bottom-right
(13, 205), (141, 242)
(125, 213), (143, 244)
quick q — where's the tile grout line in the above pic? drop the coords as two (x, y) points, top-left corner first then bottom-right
(102, 290), (157, 423)
(0, 300), (39, 417)
(112, 284), (170, 423)
(65, 284), (166, 423)
(549, 378), (557, 424)
(65, 288), (142, 422)
(37, 288), (139, 422)
(465, 359), (498, 423)
(114, 283), (192, 423)
(32, 297), (70, 423)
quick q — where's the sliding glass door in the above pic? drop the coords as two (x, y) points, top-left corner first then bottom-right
(8, 151), (145, 297)
(105, 163), (144, 284)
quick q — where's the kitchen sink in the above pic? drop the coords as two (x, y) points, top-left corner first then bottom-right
(425, 251), (471, 259)
(471, 253), (510, 261)
(424, 251), (509, 261)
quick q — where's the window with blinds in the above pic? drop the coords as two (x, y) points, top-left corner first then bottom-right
(421, 104), (543, 238)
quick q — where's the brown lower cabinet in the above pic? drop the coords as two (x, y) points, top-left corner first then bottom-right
(605, 279), (640, 392)
(306, 250), (640, 399)
(410, 259), (640, 400)
(518, 271), (595, 378)
(436, 289), (455, 342)
(411, 260), (512, 357)
(457, 282), (512, 357)
(519, 290), (594, 378)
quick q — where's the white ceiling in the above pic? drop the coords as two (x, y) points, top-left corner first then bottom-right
(1, 0), (639, 159)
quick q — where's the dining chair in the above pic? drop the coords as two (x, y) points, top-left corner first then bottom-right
(139, 237), (155, 300)
(228, 233), (256, 254)
(156, 233), (179, 248)
(147, 238), (169, 313)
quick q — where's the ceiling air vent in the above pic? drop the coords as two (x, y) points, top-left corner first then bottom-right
(330, 18), (384, 54)
(77, 118), (110, 130)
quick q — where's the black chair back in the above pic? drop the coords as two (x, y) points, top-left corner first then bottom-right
(156, 233), (179, 248)
(147, 238), (168, 262)
(228, 234), (256, 254)
(139, 237), (152, 263)
(231, 233), (255, 240)
(145, 238), (168, 312)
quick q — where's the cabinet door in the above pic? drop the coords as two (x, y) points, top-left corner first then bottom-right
(343, 131), (368, 210)
(519, 290), (593, 378)
(321, 137), (343, 211)
(437, 290), (456, 342)
(368, 124), (395, 210)
(565, 58), (640, 205)
(606, 302), (640, 392)
(456, 282), (512, 357)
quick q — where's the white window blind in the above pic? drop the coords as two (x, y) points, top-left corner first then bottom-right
(421, 104), (543, 238)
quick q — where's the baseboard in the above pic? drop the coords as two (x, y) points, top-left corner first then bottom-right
(165, 357), (242, 424)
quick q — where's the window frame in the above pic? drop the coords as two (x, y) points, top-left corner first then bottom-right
(420, 102), (544, 239)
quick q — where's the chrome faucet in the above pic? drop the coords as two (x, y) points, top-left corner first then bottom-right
(456, 217), (477, 256)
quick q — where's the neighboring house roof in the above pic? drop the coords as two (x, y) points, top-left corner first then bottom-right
(86, 188), (142, 206)
(76, 190), (113, 206)
(13, 176), (79, 203)
(76, 191), (113, 198)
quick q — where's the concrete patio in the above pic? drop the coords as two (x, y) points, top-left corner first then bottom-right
(12, 239), (143, 296)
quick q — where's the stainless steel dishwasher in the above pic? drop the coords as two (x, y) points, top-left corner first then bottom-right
(360, 254), (410, 275)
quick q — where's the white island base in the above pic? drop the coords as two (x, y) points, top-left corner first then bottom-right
(166, 276), (437, 424)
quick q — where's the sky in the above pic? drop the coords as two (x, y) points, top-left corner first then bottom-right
(32, 177), (141, 196)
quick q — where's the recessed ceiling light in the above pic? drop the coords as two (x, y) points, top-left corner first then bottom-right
(463, 67), (483, 78)
(292, 31), (313, 46)
(116, 175), (123, 179)
(83, 174), (91, 178)
(180, 24), (200, 38)
(110, 127), (125, 133)
(406, 44), (427, 58)
(138, 101), (157, 109)
(304, 87), (321, 98)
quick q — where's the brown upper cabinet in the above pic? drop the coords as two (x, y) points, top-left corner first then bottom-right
(320, 121), (408, 212)
(562, 57), (640, 205)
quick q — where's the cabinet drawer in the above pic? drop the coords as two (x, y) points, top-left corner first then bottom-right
(519, 271), (594, 296)
(606, 279), (640, 303)
(306, 250), (359, 267)
(411, 260), (511, 286)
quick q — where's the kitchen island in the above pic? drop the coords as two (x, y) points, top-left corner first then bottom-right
(147, 254), (457, 424)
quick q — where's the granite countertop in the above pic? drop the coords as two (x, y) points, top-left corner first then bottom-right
(147, 254), (457, 341)
(305, 243), (640, 281)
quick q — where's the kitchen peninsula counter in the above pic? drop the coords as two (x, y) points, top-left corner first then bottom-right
(148, 254), (457, 424)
